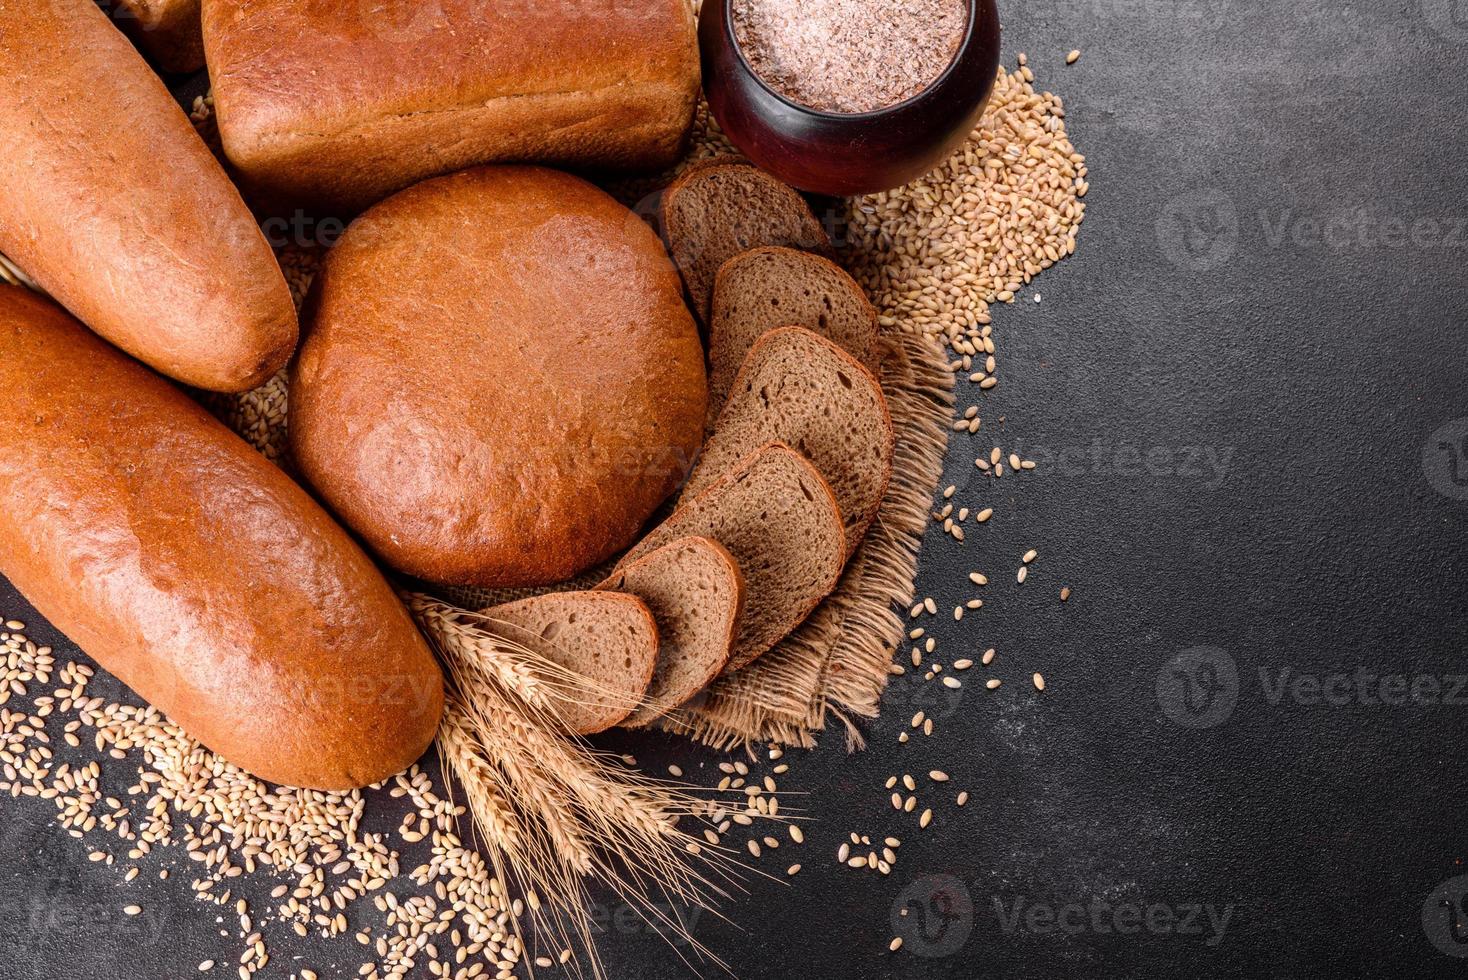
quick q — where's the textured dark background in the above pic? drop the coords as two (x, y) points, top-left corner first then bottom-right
(3, 0), (1467, 977)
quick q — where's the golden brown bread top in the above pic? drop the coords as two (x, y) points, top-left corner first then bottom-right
(203, 0), (700, 212)
(0, 287), (441, 790)
(290, 166), (708, 588)
(108, 0), (205, 73)
(0, 0), (295, 392)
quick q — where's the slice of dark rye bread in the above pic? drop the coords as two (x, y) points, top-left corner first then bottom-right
(707, 246), (879, 420)
(480, 592), (657, 735)
(616, 443), (845, 672)
(660, 161), (832, 322)
(596, 536), (745, 727)
(686, 327), (894, 558)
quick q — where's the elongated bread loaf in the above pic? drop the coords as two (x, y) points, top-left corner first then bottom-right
(0, 0), (296, 393)
(0, 288), (442, 790)
(202, 0), (701, 214)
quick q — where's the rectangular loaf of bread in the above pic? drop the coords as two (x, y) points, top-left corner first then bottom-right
(202, 0), (701, 214)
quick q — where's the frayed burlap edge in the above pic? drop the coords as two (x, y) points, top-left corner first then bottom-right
(652, 330), (954, 751)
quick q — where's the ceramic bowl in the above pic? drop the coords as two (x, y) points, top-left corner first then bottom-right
(699, 0), (1002, 196)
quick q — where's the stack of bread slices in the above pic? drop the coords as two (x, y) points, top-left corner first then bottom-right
(481, 163), (899, 734)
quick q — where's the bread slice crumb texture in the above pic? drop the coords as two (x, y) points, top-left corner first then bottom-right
(707, 246), (878, 420)
(479, 591), (657, 734)
(688, 326), (894, 557)
(597, 536), (745, 727)
(618, 442), (844, 671)
(660, 161), (831, 321)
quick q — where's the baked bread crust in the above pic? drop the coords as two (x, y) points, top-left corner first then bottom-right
(203, 0), (701, 213)
(109, 0), (205, 73)
(0, 287), (443, 791)
(0, 0), (296, 393)
(290, 166), (708, 588)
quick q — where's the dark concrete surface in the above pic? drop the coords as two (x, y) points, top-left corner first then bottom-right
(3, 0), (1467, 977)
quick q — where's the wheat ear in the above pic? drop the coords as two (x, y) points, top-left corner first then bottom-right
(408, 593), (739, 978)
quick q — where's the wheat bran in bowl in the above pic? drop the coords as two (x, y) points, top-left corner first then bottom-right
(730, 0), (970, 114)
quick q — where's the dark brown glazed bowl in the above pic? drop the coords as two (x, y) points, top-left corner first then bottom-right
(700, 0), (1002, 197)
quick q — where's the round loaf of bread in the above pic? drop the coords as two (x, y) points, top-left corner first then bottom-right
(291, 166), (708, 588)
